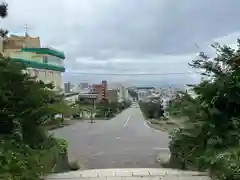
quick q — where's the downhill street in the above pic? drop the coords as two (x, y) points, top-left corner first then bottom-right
(52, 106), (170, 169)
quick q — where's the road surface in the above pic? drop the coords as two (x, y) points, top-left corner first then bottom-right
(52, 106), (169, 169)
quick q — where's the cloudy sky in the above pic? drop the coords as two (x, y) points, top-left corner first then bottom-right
(2, 0), (240, 86)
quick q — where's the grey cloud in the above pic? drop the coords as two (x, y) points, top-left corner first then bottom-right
(3, 0), (240, 86)
(66, 0), (240, 59)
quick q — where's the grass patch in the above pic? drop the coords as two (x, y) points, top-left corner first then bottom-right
(148, 119), (179, 132)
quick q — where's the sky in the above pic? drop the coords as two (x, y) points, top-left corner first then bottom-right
(2, 0), (240, 86)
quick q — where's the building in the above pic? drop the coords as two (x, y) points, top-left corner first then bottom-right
(64, 92), (79, 106)
(79, 82), (89, 90)
(118, 85), (129, 102)
(107, 89), (118, 103)
(91, 84), (104, 102)
(78, 93), (98, 107)
(0, 35), (65, 92)
(64, 82), (71, 93)
(101, 80), (108, 98)
(90, 80), (108, 102)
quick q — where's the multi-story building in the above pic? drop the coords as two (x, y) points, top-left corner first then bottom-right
(0, 35), (65, 92)
(79, 82), (89, 90)
(118, 85), (129, 102)
(101, 80), (108, 99)
(90, 80), (108, 102)
(64, 82), (71, 93)
(107, 89), (118, 103)
(91, 84), (104, 102)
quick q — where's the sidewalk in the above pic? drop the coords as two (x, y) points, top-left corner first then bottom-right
(46, 168), (211, 179)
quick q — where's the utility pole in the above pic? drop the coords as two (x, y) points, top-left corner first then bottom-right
(89, 97), (96, 124)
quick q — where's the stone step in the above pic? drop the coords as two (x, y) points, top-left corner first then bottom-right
(45, 168), (211, 179)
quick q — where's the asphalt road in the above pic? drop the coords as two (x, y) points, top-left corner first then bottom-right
(52, 106), (170, 169)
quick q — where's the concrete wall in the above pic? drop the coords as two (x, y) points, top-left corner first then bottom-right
(27, 68), (62, 91)
(4, 35), (41, 49)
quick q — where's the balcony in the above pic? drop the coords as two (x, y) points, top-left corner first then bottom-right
(21, 47), (65, 59)
(11, 58), (65, 72)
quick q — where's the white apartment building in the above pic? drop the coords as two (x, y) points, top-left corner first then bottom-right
(118, 85), (129, 102)
(0, 35), (65, 92)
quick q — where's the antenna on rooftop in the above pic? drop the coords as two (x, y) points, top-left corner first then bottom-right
(24, 24), (29, 37)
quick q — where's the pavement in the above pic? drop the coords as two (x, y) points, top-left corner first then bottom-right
(46, 168), (211, 179)
(51, 106), (170, 169)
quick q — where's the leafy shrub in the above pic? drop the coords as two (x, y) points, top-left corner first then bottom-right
(0, 137), (61, 180)
(56, 138), (68, 154)
(210, 148), (240, 180)
(139, 101), (164, 119)
(95, 100), (130, 118)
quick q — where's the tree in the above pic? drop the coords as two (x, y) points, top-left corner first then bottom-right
(139, 100), (164, 119)
(168, 40), (240, 179)
(0, 3), (8, 38)
(128, 89), (138, 100)
(0, 57), (63, 147)
(0, 4), (69, 179)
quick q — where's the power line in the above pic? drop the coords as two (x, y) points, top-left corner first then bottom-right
(67, 72), (201, 76)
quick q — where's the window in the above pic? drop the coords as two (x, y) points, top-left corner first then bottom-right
(43, 56), (48, 63)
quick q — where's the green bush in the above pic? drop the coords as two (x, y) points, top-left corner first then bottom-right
(139, 101), (164, 119)
(0, 137), (62, 180)
(210, 148), (240, 180)
(95, 100), (130, 118)
(56, 138), (68, 154)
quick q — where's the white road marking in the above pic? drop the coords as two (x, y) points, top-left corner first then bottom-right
(124, 115), (131, 127)
(94, 152), (104, 156)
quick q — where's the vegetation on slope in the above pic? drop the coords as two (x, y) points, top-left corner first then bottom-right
(167, 41), (240, 180)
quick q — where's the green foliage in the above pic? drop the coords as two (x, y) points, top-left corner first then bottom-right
(0, 3), (8, 38)
(128, 89), (138, 100)
(0, 136), (60, 180)
(139, 100), (164, 119)
(95, 99), (130, 118)
(0, 57), (68, 178)
(48, 101), (73, 117)
(0, 58), (63, 147)
(56, 138), (68, 154)
(0, 5), (69, 179)
(211, 148), (240, 180)
(169, 40), (240, 179)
